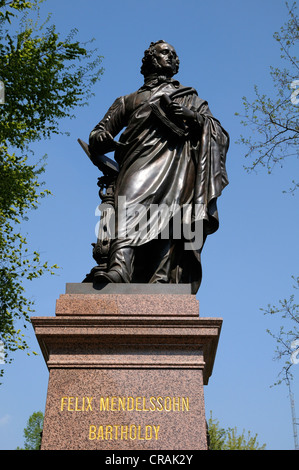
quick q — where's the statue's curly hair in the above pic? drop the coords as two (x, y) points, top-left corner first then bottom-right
(140, 40), (180, 77)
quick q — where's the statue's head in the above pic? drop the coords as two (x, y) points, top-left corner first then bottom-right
(141, 40), (180, 78)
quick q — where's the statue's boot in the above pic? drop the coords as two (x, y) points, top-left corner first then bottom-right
(93, 269), (123, 283)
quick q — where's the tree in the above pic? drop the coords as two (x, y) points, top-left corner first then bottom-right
(207, 413), (266, 450)
(236, 1), (299, 194)
(261, 276), (299, 450)
(236, 2), (299, 448)
(0, 0), (103, 380)
(16, 411), (44, 450)
(262, 276), (299, 386)
(236, 2), (299, 385)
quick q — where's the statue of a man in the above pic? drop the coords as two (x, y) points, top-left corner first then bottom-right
(88, 40), (229, 293)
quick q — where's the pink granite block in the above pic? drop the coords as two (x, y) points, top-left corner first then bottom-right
(41, 369), (207, 450)
(31, 286), (222, 451)
(55, 294), (199, 318)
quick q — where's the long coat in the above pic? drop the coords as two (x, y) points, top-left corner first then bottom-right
(89, 78), (229, 292)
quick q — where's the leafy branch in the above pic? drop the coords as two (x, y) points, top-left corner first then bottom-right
(236, 2), (299, 193)
(0, 0), (104, 379)
(262, 276), (299, 386)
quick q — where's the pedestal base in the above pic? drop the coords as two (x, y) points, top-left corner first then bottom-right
(31, 284), (222, 450)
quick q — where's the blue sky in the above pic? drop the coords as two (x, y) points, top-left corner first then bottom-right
(1, 0), (299, 450)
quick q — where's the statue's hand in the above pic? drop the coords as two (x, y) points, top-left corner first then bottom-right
(96, 130), (114, 144)
(91, 130), (117, 154)
(167, 102), (195, 121)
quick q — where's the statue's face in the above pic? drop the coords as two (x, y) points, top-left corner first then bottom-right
(153, 42), (177, 76)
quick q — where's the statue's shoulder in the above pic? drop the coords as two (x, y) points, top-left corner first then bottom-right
(123, 89), (150, 113)
(123, 90), (138, 106)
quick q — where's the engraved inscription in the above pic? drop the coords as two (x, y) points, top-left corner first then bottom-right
(59, 395), (190, 441)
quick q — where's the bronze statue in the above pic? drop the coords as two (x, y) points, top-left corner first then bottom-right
(82, 40), (229, 293)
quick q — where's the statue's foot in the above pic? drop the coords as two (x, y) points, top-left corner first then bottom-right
(93, 270), (123, 284)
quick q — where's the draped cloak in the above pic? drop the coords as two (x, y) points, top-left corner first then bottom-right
(89, 79), (229, 293)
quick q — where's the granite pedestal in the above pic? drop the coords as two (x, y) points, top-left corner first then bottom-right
(31, 284), (222, 450)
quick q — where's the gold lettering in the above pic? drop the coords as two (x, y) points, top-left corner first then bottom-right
(75, 397), (81, 411)
(97, 426), (104, 440)
(114, 425), (120, 440)
(149, 397), (156, 411)
(105, 425), (113, 440)
(127, 397), (134, 411)
(142, 397), (149, 411)
(68, 397), (74, 411)
(121, 425), (128, 440)
(156, 396), (163, 411)
(145, 425), (152, 440)
(137, 425), (144, 440)
(153, 425), (160, 440)
(164, 396), (172, 411)
(86, 397), (93, 411)
(60, 396), (94, 412)
(129, 424), (137, 440)
(173, 397), (180, 411)
(99, 397), (109, 411)
(88, 425), (160, 441)
(111, 397), (117, 411)
(182, 397), (189, 411)
(60, 397), (67, 411)
(89, 425), (96, 440)
(136, 397), (142, 411)
(118, 397), (126, 411)
(62, 395), (190, 414)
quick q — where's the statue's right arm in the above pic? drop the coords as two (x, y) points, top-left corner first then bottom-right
(89, 96), (126, 155)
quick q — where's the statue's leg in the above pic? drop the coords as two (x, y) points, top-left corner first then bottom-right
(107, 245), (135, 283)
(92, 243), (135, 283)
(148, 239), (174, 284)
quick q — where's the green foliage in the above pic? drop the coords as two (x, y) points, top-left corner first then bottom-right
(236, 2), (299, 416)
(262, 276), (299, 386)
(208, 413), (266, 450)
(0, 0), (103, 380)
(16, 411), (44, 450)
(0, 1), (40, 24)
(0, 147), (56, 376)
(0, 3), (103, 148)
(236, 2), (299, 193)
